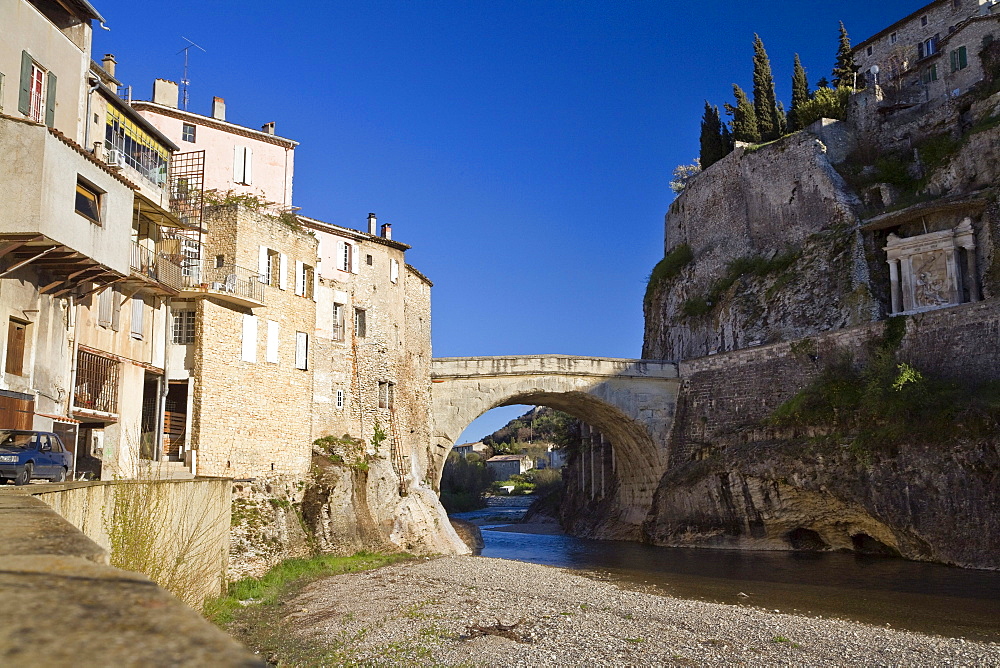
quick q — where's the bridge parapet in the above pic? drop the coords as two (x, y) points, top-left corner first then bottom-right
(432, 355), (678, 380)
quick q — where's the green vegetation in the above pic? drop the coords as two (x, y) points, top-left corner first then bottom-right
(205, 552), (412, 625)
(726, 84), (760, 143)
(752, 34), (784, 141)
(313, 433), (370, 471)
(483, 407), (580, 452)
(768, 318), (1000, 452)
(788, 54), (810, 132)
(203, 189), (302, 230)
(645, 243), (693, 308)
(491, 467), (562, 496)
(831, 21), (856, 89)
(680, 250), (800, 319)
(700, 103), (732, 168)
(793, 86), (851, 128)
(440, 452), (492, 512)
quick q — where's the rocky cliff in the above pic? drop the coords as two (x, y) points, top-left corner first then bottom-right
(631, 89), (1000, 569)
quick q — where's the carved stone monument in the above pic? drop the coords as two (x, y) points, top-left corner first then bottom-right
(884, 218), (979, 314)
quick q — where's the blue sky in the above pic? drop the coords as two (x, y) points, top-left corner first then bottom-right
(93, 0), (920, 440)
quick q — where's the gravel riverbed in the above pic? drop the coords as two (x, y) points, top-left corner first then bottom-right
(276, 555), (1000, 666)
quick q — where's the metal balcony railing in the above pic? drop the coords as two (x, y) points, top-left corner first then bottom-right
(183, 263), (264, 304)
(131, 241), (183, 290)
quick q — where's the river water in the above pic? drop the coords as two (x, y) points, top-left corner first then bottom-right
(452, 499), (1000, 642)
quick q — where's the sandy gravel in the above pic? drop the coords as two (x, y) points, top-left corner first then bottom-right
(280, 555), (1000, 666)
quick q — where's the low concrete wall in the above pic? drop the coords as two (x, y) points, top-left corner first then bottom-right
(29, 477), (231, 608)
(0, 493), (262, 667)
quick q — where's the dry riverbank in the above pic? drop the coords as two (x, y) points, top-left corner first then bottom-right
(240, 555), (1000, 666)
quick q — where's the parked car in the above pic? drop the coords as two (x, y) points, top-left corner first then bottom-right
(0, 431), (72, 485)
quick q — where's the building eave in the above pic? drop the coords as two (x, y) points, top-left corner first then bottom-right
(129, 101), (299, 148)
(853, 0), (950, 52)
(97, 83), (179, 152)
(297, 215), (412, 251)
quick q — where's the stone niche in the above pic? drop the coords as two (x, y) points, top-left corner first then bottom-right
(884, 217), (979, 315)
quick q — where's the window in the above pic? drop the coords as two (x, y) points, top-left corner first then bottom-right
(951, 46), (969, 71)
(390, 259), (399, 284)
(258, 247), (285, 287)
(75, 179), (102, 224)
(74, 350), (119, 413)
(295, 262), (315, 299)
(233, 145), (253, 185)
(105, 106), (168, 184)
(336, 389), (344, 409)
(241, 314), (257, 362)
(890, 32), (898, 45)
(5, 319), (27, 376)
(378, 381), (395, 409)
(332, 303), (345, 341)
(266, 320), (279, 363)
(354, 308), (366, 338)
(130, 296), (144, 339)
(294, 332), (308, 370)
(866, 45), (873, 56)
(98, 287), (114, 328)
(181, 123), (196, 142)
(172, 310), (195, 344)
(922, 64), (939, 83)
(339, 241), (359, 273)
(919, 35), (939, 59)
(366, 254), (373, 266)
(921, 15), (929, 27)
(215, 255), (225, 268)
(18, 52), (54, 125)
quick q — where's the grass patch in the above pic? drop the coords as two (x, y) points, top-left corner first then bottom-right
(645, 244), (693, 308)
(205, 551), (412, 625)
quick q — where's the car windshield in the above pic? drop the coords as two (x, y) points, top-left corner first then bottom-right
(0, 432), (34, 449)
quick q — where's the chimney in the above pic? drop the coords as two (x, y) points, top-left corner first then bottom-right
(212, 96), (226, 121)
(152, 78), (178, 108)
(380, 223), (392, 240)
(261, 122), (275, 135)
(367, 213), (377, 235)
(101, 54), (116, 77)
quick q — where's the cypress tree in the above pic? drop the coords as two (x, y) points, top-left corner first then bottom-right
(725, 84), (760, 144)
(752, 34), (781, 142)
(789, 53), (811, 131)
(699, 102), (729, 168)
(832, 21), (856, 88)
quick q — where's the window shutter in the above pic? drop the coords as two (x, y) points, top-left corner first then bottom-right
(18, 51), (31, 115)
(295, 332), (308, 370)
(951, 50), (958, 72)
(960, 46), (968, 69)
(258, 246), (268, 283)
(279, 252), (288, 290)
(350, 243), (360, 274)
(44, 71), (56, 127)
(390, 259), (399, 284)
(241, 314), (257, 362)
(130, 297), (144, 339)
(98, 288), (112, 327)
(110, 288), (121, 331)
(313, 265), (319, 301)
(918, 42), (925, 60)
(340, 241), (350, 271)
(234, 146), (246, 184)
(5, 320), (25, 376)
(294, 259), (304, 295)
(244, 146), (253, 185)
(266, 320), (279, 363)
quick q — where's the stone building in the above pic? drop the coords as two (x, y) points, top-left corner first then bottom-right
(0, 0), (191, 478)
(853, 0), (1000, 104)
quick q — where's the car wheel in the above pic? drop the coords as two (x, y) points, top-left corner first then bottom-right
(14, 463), (32, 486)
(50, 467), (67, 483)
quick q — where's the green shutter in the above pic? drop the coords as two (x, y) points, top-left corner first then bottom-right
(960, 46), (968, 69)
(18, 51), (31, 115)
(44, 71), (56, 127)
(951, 50), (958, 72)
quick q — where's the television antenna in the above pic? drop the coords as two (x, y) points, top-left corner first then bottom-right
(177, 37), (206, 111)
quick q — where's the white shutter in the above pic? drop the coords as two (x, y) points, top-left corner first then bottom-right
(234, 146), (246, 184)
(294, 259), (304, 295)
(339, 241), (349, 271)
(313, 265), (319, 301)
(279, 253), (288, 290)
(244, 146), (253, 185)
(350, 243), (360, 274)
(390, 259), (399, 284)
(241, 314), (258, 363)
(266, 320), (279, 363)
(258, 246), (268, 283)
(130, 297), (144, 339)
(294, 332), (308, 370)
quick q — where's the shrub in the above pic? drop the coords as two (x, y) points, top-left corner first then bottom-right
(794, 86), (851, 128)
(644, 244), (693, 308)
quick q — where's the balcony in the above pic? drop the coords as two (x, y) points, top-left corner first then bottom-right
(180, 262), (265, 308)
(127, 241), (183, 295)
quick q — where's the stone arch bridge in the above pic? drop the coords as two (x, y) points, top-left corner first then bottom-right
(430, 355), (679, 530)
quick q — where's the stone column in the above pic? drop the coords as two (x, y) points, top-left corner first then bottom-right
(887, 259), (901, 314)
(900, 257), (915, 311)
(965, 249), (981, 302)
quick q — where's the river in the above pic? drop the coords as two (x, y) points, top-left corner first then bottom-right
(452, 498), (1000, 642)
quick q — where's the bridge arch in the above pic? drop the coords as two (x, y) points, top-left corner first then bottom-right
(429, 355), (680, 523)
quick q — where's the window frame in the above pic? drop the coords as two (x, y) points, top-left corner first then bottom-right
(181, 123), (196, 142)
(332, 303), (345, 342)
(354, 308), (366, 338)
(294, 331), (309, 370)
(172, 310), (196, 345)
(75, 178), (102, 224)
(336, 389), (344, 409)
(130, 295), (144, 340)
(378, 381), (395, 410)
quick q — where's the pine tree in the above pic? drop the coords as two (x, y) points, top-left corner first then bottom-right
(752, 34), (782, 142)
(699, 102), (730, 168)
(789, 53), (811, 131)
(832, 21), (856, 88)
(725, 84), (760, 143)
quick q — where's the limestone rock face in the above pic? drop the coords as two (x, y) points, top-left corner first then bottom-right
(643, 440), (1000, 569)
(644, 132), (877, 362)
